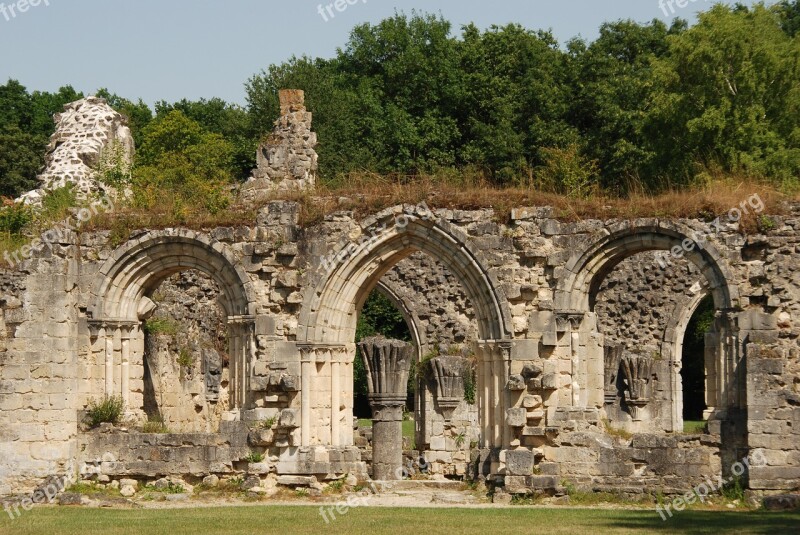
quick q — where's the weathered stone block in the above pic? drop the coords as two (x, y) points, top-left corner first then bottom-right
(506, 408), (527, 428)
(506, 450), (534, 476)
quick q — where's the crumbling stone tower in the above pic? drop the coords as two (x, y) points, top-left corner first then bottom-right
(241, 89), (318, 202)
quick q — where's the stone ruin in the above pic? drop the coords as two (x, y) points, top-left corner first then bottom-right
(0, 93), (798, 504)
(19, 96), (134, 205)
(240, 89), (318, 203)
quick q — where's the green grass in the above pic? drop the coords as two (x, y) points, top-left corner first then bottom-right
(362, 418), (416, 440)
(684, 420), (709, 434)
(1, 506), (797, 535)
(358, 419), (415, 446)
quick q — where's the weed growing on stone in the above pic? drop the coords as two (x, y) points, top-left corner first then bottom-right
(244, 451), (265, 464)
(86, 396), (124, 427)
(141, 414), (169, 434)
(143, 317), (179, 336)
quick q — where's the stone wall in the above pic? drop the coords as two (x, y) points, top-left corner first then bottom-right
(19, 96), (134, 205)
(1, 200), (798, 496)
(142, 271), (230, 433)
(241, 89), (318, 202)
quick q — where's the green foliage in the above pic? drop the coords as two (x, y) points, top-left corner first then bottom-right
(463, 358), (477, 405)
(155, 98), (255, 181)
(143, 317), (180, 336)
(86, 396), (124, 427)
(142, 414), (169, 434)
(5, 4), (800, 202)
(176, 348), (194, 368)
(0, 125), (48, 197)
(132, 110), (235, 216)
(97, 141), (132, 189)
(0, 81), (84, 198)
(244, 451), (264, 463)
(758, 215), (777, 232)
(721, 476), (746, 502)
(683, 420), (709, 434)
(39, 184), (78, 222)
(533, 144), (599, 198)
(645, 4), (800, 187)
(325, 479), (346, 494)
(254, 416), (277, 429)
(0, 200), (33, 235)
(775, 0), (800, 37)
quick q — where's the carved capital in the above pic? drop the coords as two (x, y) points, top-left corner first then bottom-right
(555, 312), (584, 333)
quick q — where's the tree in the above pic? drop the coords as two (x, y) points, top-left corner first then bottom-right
(645, 4), (800, 187)
(133, 111), (236, 215)
(568, 19), (680, 193)
(775, 0), (800, 37)
(0, 126), (47, 197)
(0, 80), (84, 197)
(155, 98), (254, 181)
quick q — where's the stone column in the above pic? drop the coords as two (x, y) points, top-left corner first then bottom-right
(331, 352), (341, 447)
(300, 347), (314, 447)
(120, 323), (133, 408)
(104, 322), (116, 396)
(227, 316), (255, 411)
(358, 337), (413, 481)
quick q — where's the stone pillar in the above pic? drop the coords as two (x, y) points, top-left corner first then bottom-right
(104, 323), (116, 396)
(120, 323), (133, 408)
(227, 316), (255, 411)
(358, 337), (413, 481)
(300, 348), (313, 447)
(331, 355), (341, 447)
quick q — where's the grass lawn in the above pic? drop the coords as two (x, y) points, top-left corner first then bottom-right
(358, 418), (415, 445)
(684, 420), (709, 434)
(1, 505), (798, 535)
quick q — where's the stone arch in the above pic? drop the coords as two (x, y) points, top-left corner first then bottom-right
(555, 221), (740, 431)
(663, 286), (714, 430)
(299, 208), (511, 344)
(87, 229), (256, 415)
(296, 207), (512, 448)
(90, 229), (255, 321)
(555, 222), (737, 313)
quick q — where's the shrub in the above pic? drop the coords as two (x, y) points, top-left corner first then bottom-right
(39, 184), (78, 222)
(0, 200), (33, 235)
(86, 395), (124, 427)
(143, 317), (179, 335)
(533, 144), (600, 199)
(176, 348), (194, 368)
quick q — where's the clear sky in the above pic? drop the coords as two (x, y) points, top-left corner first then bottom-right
(0, 0), (772, 106)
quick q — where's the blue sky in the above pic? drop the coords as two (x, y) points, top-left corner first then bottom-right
(0, 0), (772, 106)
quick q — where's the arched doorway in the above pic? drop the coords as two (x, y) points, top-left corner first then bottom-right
(297, 206), (512, 450)
(554, 222), (740, 433)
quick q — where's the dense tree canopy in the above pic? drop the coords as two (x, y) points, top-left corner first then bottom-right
(2, 2), (799, 199)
